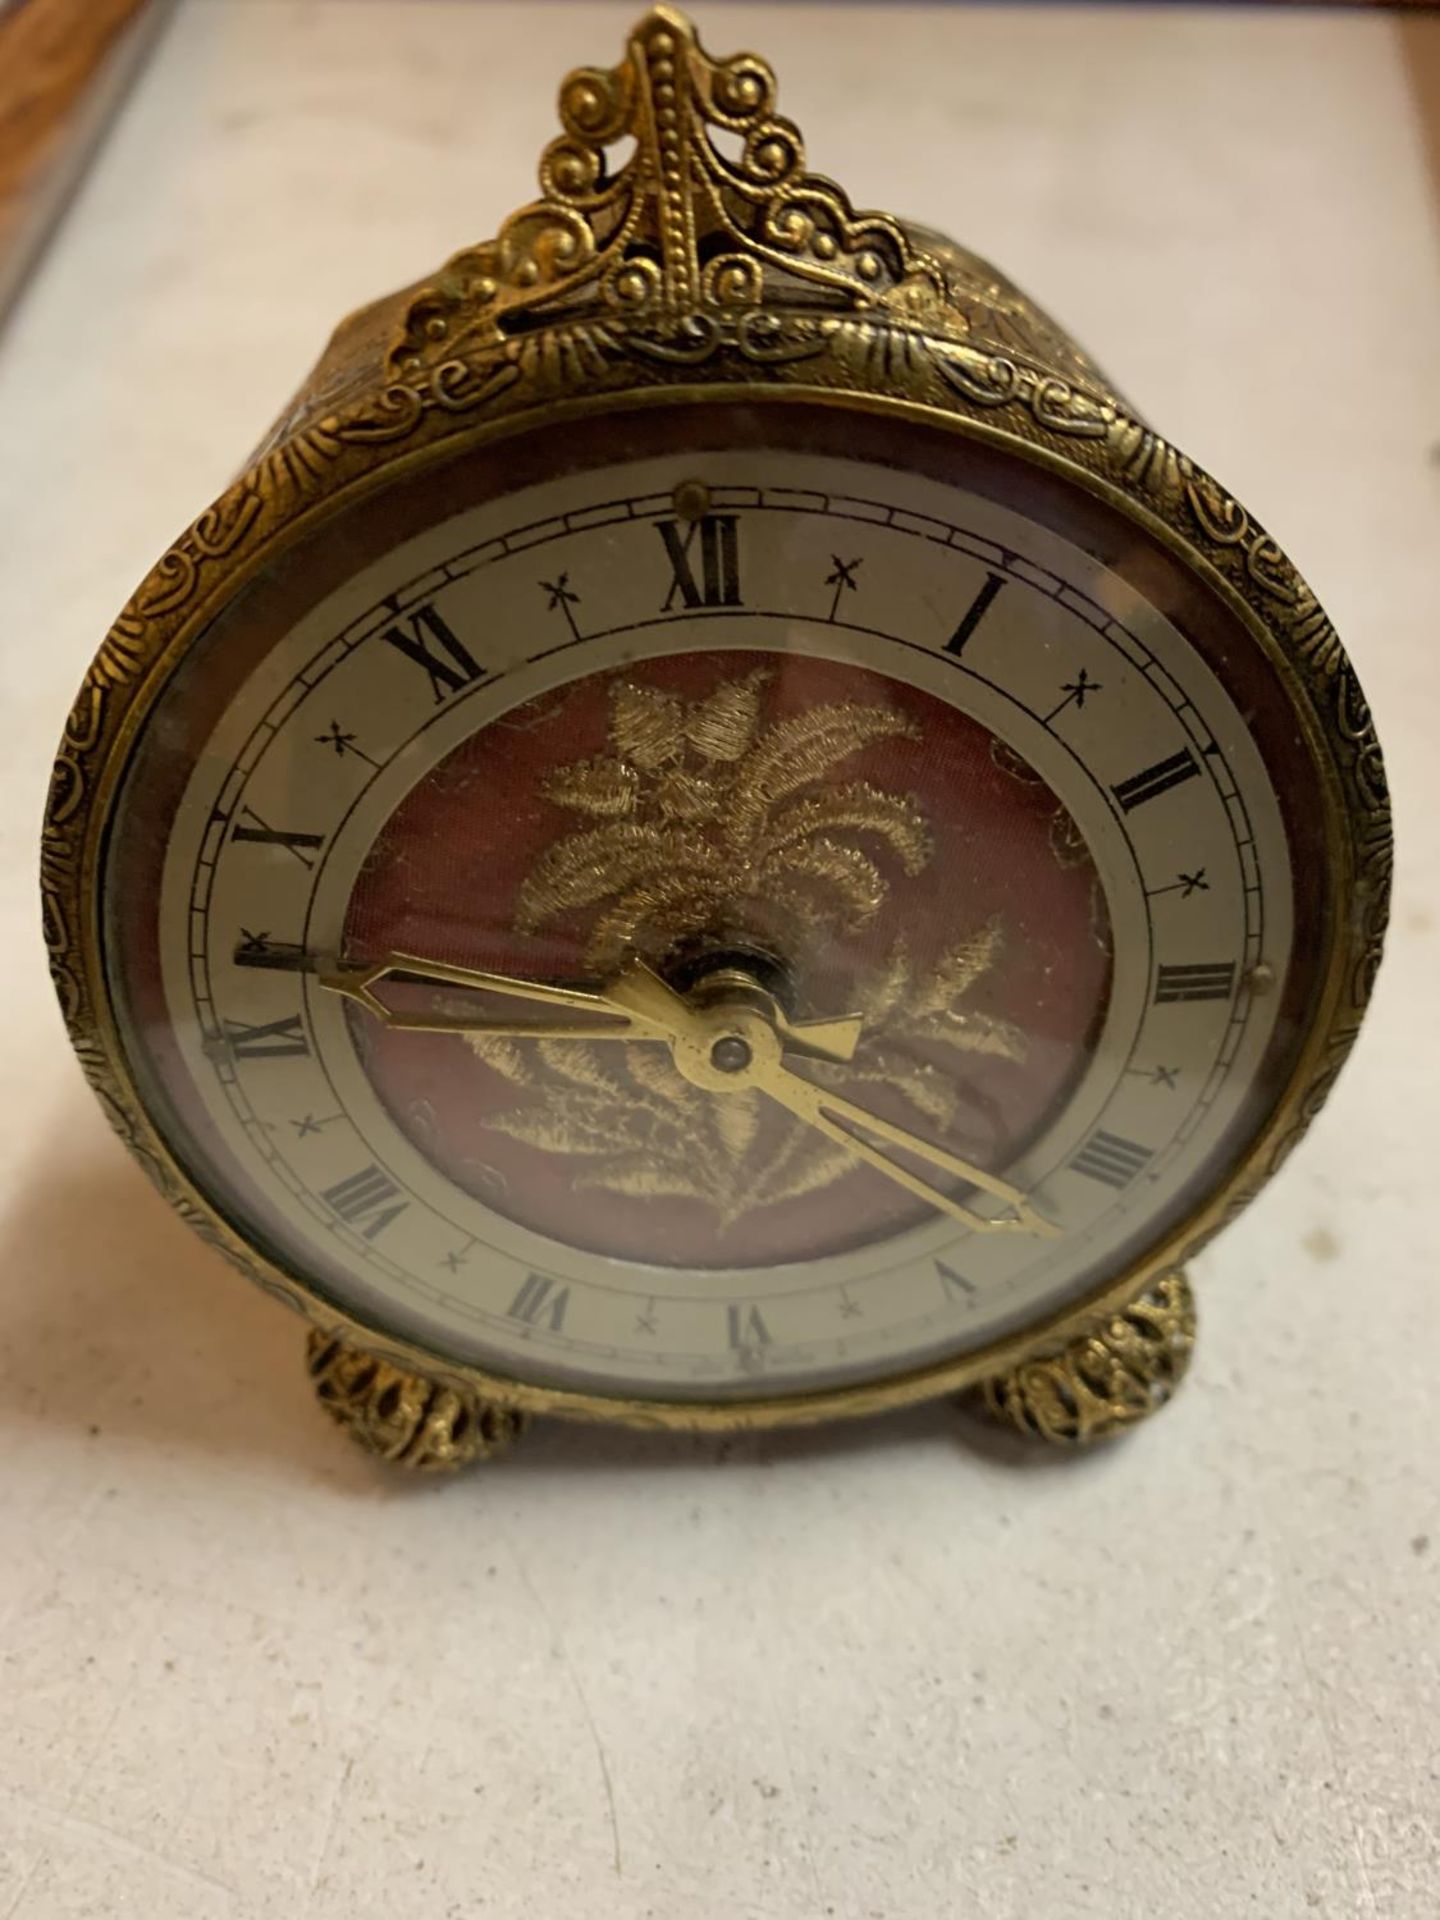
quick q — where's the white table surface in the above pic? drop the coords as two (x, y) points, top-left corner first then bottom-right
(2, 4), (1437, 1915)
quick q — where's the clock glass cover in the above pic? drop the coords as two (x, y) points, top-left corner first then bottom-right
(102, 405), (1323, 1403)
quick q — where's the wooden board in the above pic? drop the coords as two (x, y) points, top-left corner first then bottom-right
(0, 0), (171, 320)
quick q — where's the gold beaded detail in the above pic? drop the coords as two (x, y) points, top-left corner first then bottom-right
(306, 1330), (526, 1471)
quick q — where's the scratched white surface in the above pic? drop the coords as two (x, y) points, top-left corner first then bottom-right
(1, 3), (1437, 1915)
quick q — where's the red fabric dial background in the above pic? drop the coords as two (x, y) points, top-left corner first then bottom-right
(344, 650), (1112, 1268)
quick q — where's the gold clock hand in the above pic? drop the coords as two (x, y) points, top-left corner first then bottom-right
(750, 1053), (1060, 1239)
(320, 951), (1044, 1231)
(318, 953), (653, 1042)
(598, 967), (1054, 1235)
(320, 952), (863, 1065)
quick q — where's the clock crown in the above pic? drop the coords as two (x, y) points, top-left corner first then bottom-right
(389, 5), (947, 375)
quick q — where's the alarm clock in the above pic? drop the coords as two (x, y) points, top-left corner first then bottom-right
(42, 7), (1390, 1465)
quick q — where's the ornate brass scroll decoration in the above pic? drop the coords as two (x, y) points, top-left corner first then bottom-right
(306, 1330), (525, 1469)
(389, 6), (949, 378)
(979, 1272), (1196, 1444)
(515, 666), (930, 969)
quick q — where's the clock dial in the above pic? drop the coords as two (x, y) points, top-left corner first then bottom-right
(103, 409), (1311, 1403)
(341, 651), (1113, 1270)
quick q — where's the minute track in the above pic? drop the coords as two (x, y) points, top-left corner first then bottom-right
(211, 610), (1259, 1320)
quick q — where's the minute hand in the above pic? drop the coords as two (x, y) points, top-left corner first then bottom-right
(754, 1056), (1060, 1239)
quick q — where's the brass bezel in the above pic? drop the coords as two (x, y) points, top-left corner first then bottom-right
(41, 7), (1389, 1432)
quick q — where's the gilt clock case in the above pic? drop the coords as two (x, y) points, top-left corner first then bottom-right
(42, 8), (1390, 1437)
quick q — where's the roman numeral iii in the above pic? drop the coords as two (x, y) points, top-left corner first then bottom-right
(1070, 1131), (1153, 1190)
(658, 515), (743, 610)
(382, 604), (486, 702)
(1154, 961), (1237, 1004)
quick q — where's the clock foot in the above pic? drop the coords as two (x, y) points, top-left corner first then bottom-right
(975, 1271), (1195, 1446)
(305, 1330), (525, 1470)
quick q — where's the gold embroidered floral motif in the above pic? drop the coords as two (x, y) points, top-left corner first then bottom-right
(515, 666), (931, 971)
(466, 666), (1027, 1226)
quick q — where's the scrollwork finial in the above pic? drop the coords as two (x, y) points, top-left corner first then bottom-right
(389, 5), (947, 376)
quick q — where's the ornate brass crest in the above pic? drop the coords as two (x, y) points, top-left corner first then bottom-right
(383, 2), (1102, 397)
(390, 5), (946, 375)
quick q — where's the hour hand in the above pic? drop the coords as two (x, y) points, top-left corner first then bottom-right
(317, 953), (649, 1042)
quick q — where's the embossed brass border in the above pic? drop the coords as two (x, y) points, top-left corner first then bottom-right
(41, 6), (1389, 1431)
